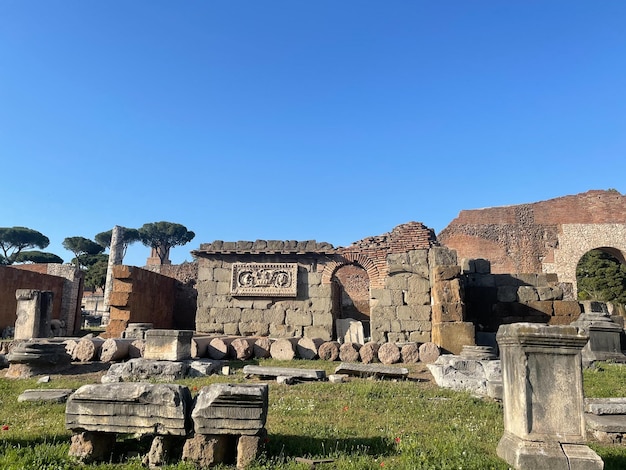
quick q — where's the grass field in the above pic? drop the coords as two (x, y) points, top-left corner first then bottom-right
(0, 359), (625, 469)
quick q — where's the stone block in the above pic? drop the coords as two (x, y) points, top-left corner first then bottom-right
(253, 299), (273, 309)
(144, 329), (194, 361)
(400, 320), (431, 332)
(428, 247), (457, 266)
(553, 301), (582, 317)
(432, 266), (461, 281)
(262, 309), (285, 324)
(213, 268), (231, 282)
(223, 323), (240, 335)
(473, 259), (491, 274)
(387, 332), (408, 342)
(463, 274), (496, 288)
(232, 299), (255, 309)
(390, 320), (401, 332)
(497, 286), (518, 302)
(431, 322), (475, 355)
(404, 290), (430, 306)
(66, 383), (191, 435)
(526, 300), (554, 316)
(387, 253), (411, 274)
(269, 324), (301, 338)
(386, 274), (409, 290)
(216, 282), (231, 295)
(409, 330), (431, 343)
(238, 322), (269, 337)
(397, 305), (431, 321)
(431, 279), (463, 304)
(182, 434), (234, 468)
(312, 312), (333, 327)
(240, 309), (262, 323)
(537, 286), (563, 301)
(213, 308), (242, 324)
(285, 310), (312, 327)
(431, 303), (464, 323)
(310, 297), (332, 312)
(517, 286), (539, 302)
(192, 383), (268, 435)
(302, 325), (331, 341)
(407, 276), (430, 293)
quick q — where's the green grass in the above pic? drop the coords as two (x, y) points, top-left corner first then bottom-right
(0, 360), (625, 469)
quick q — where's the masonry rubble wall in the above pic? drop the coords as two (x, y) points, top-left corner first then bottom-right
(104, 266), (177, 338)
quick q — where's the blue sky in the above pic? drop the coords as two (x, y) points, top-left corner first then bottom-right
(1, 1), (625, 267)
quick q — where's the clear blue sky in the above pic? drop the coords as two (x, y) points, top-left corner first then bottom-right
(1, 1), (625, 267)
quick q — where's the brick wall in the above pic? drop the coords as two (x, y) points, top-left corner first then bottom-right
(105, 265), (177, 338)
(439, 190), (626, 278)
(0, 266), (65, 332)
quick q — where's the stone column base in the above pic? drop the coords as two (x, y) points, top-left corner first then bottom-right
(497, 432), (603, 470)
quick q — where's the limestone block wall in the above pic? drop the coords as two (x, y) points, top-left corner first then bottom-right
(463, 263), (580, 333)
(195, 255), (334, 340)
(105, 265), (177, 338)
(0, 266), (65, 332)
(369, 249), (432, 343)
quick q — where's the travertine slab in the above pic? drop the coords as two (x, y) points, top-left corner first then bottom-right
(66, 383), (191, 436)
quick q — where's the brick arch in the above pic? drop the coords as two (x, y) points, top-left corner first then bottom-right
(322, 253), (384, 289)
(543, 224), (626, 297)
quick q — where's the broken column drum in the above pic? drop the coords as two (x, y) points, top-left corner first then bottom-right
(496, 323), (603, 470)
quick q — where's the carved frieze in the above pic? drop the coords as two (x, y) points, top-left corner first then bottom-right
(231, 263), (298, 297)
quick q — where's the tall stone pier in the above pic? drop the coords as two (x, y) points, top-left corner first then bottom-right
(14, 289), (53, 340)
(496, 323), (603, 469)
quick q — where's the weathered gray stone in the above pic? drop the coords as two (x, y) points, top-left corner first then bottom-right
(192, 383), (269, 435)
(18, 388), (74, 403)
(6, 340), (72, 378)
(427, 355), (500, 397)
(14, 289), (54, 340)
(334, 362), (409, 379)
(243, 365), (326, 380)
(585, 398), (626, 415)
(102, 358), (189, 383)
(69, 431), (116, 463)
(338, 342), (361, 362)
(378, 342), (401, 365)
(144, 329), (194, 361)
(497, 286), (518, 303)
(182, 434), (233, 467)
(66, 383), (191, 435)
(517, 286), (539, 302)
(186, 359), (224, 377)
(496, 323), (602, 470)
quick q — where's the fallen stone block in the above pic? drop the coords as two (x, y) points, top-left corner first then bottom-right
(101, 358), (189, 383)
(242, 365), (326, 381)
(18, 388), (74, 403)
(334, 362), (409, 379)
(66, 382), (191, 436)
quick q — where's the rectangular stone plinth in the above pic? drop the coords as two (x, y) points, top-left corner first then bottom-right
(192, 383), (268, 435)
(144, 329), (193, 360)
(65, 383), (191, 436)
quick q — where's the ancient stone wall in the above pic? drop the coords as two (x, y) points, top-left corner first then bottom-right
(462, 260), (580, 333)
(439, 190), (626, 296)
(0, 266), (65, 332)
(105, 266), (177, 338)
(13, 263), (84, 334)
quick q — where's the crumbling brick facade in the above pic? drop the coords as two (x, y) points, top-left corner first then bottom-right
(438, 190), (626, 296)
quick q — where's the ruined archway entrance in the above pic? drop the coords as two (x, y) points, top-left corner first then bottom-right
(331, 264), (371, 339)
(576, 247), (626, 303)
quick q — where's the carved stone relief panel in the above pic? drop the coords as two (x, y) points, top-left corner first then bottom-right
(231, 263), (298, 297)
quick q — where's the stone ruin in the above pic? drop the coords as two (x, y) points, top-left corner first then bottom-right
(65, 382), (269, 468)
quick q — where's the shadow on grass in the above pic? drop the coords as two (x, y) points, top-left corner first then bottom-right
(265, 433), (395, 460)
(604, 455), (626, 470)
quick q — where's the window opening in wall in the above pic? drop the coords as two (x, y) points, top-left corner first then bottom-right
(576, 247), (626, 304)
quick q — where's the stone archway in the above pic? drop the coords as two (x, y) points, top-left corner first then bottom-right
(575, 247), (626, 301)
(331, 263), (371, 338)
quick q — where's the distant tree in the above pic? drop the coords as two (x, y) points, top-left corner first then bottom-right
(95, 227), (140, 259)
(576, 249), (626, 304)
(14, 250), (63, 264)
(0, 226), (50, 265)
(84, 258), (108, 291)
(138, 222), (195, 264)
(62, 236), (105, 269)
